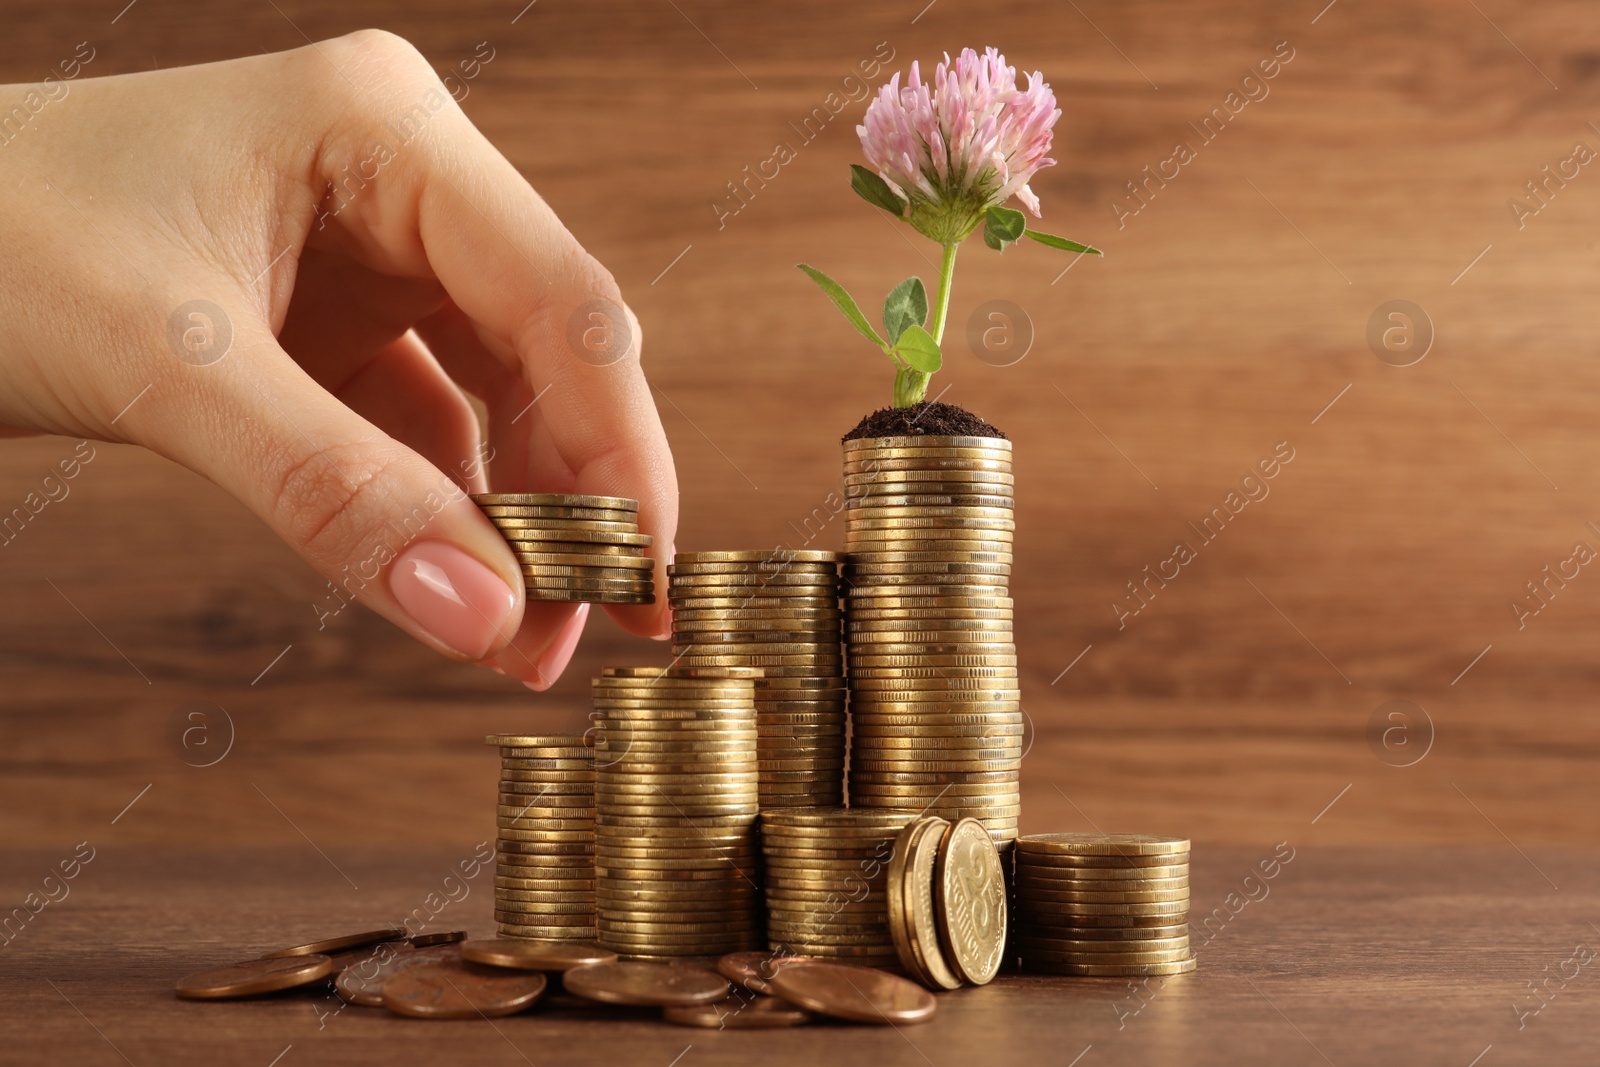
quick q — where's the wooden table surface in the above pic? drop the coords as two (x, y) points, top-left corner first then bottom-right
(3, 0), (1600, 1062)
(2, 845), (1596, 1065)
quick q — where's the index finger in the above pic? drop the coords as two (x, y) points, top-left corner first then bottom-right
(299, 31), (677, 639)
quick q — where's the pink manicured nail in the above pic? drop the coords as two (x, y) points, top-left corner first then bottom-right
(650, 546), (674, 640)
(525, 603), (590, 692)
(389, 541), (517, 660)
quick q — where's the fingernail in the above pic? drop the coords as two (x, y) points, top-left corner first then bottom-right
(389, 541), (517, 660)
(650, 545), (674, 640)
(524, 603), (589, 691)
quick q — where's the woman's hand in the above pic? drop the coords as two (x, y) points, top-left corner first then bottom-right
(0, 30), (676, 687)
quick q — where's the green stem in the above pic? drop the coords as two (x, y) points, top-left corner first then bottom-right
(927, 242), (959, 346)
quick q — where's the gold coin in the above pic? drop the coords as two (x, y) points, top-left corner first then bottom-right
(665, 598), (838, 614)
(930, 818), (1007, 985)
(497, 924), (599, 940)
(517, 564), (654, 579)
(1017, 886), (1189, 904)
(499, 528), (654, 546)
(1017, 943), (1194, 965)
(474, 493), (638, 510)
(495, 879), (597, 893)
(492, 516), (641, 533)
(1016, 862), (1188, 881)
(664, 994), (813, 1029)
(673, 549), (839, 564)
(668, 571), (838, 585)
(481, 503), (638, 520)
(1016, 833), (1190, 857)
(487, 734), (590, 748)
(1016, 923), (1190, 940)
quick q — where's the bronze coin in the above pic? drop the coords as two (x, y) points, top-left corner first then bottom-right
(714, 951), (821, 995)
(664, 995), (813, 1029)
(562, 960), (730, 1006)
(334, 944), (457, 1007)
(381, 958), (548, 1019)
(176, 954), (335, 1000)
(409, 930), (468, 948)
(766, 961), (936, 1025)
(460, 939), (618, 972)
(261, 926), (408, 958)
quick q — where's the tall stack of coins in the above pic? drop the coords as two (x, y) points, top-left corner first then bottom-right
(591, 667), (763, 958)
(668, 550), (847, 808)
(759, 808), (917, 967)
(470, 494), (655, 604)
(1013, 833), (1195, 977)
(841, 436), (1022, 849)
(487, 734), (596, 941)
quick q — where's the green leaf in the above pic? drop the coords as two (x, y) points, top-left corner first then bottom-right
(796, 264), (888, 349)
(882, 277), (928, 346)
(983, 205), (1027, 251)
(1024, 229), (1104, 255)
(892, 322), (942, 373)
(850, 165), (908, 217)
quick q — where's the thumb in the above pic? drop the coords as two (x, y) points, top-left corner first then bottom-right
(129, 312), (527, 662)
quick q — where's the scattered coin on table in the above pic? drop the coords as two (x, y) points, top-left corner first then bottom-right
(561, 960), (730, 1007)
(381, 958), (548, 1019)
(664, 995), (813, 1029)
(334, 944), (455, 1007)
(260, 926), (407, 958)
(176, 955), (335, 1000)
(460, 939), (618, 972)
(765, 960), (937, 1024)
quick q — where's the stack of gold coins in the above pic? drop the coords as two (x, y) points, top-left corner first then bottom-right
(486, 734), (596, 941)
(470, 493), (655, 604)
(841, 436), (1021, 850)
(591, 667), (763, 958)
(1013, 833), (1195, 977)
(668, 550), (846, 808)
(760, 808), (918, 967)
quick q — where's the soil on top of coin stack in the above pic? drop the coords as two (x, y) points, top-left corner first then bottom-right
(842, 401), (1007, 443)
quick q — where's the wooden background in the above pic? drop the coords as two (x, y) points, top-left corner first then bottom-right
(3, 0), (1600, 865)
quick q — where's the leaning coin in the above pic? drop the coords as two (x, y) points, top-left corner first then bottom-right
(664, 995), (813, 1029)
(766, 962), (936, 1024)
(562, 961), (730, 1006)
(381, 958), (548, 1018)
(261, 926), (407, 958)
(176, 954), (334, 1000)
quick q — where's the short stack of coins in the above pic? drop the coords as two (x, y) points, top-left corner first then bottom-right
(841, 435), (1022, 849)
(1013, 833), (1195, 977)
(470, 493), (655, 604)
(760, 807), (918, 967)
(591, 667), (763, 958)
(487, 734), (597, 941)
(668, 550), (847, 808)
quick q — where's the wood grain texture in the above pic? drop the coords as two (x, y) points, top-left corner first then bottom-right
(1, 846), (1597, 1065)
(1, 0), (1598, 864)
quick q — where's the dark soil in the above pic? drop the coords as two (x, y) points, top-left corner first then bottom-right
(842, 401), (1007, 443)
